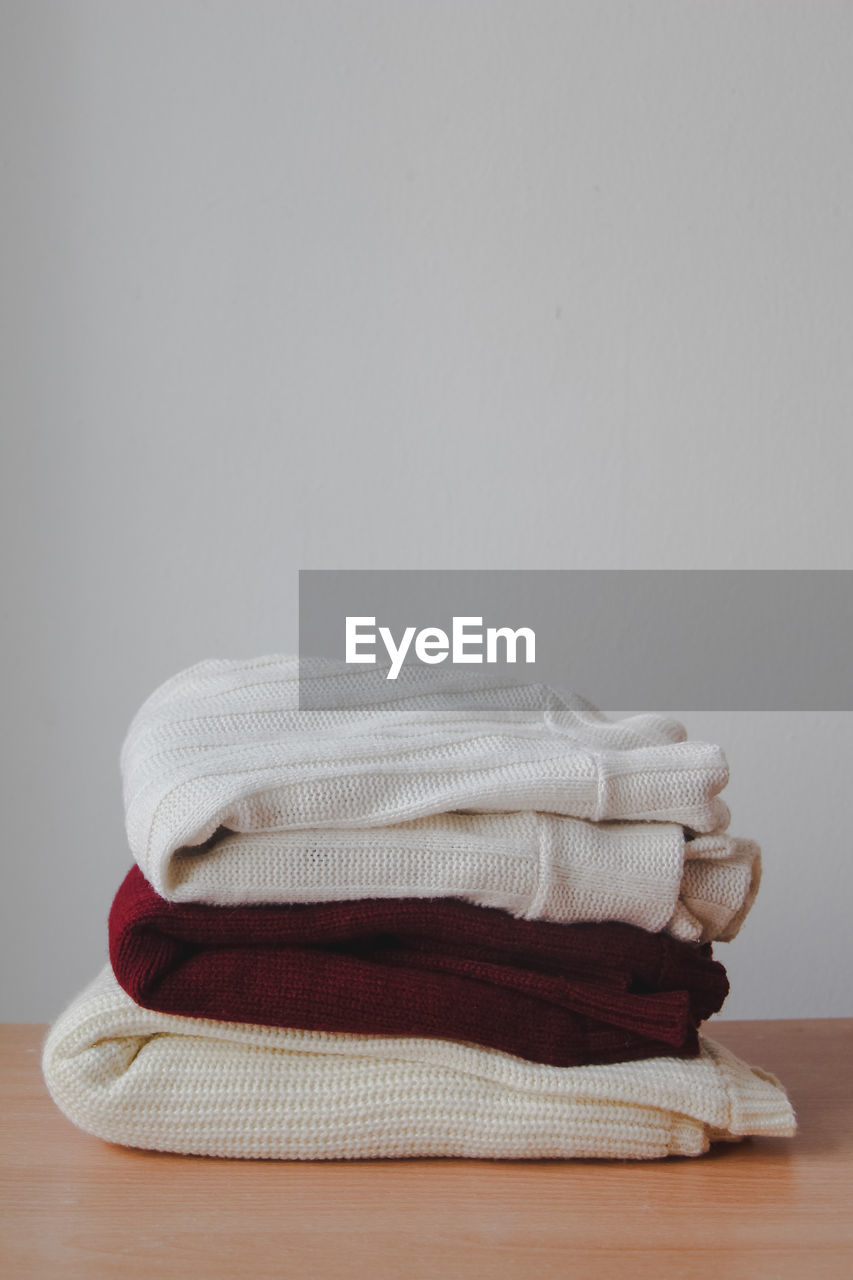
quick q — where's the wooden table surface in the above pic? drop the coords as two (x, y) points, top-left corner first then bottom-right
(2, 1019), (851, 1279)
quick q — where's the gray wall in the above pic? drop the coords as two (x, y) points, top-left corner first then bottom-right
(2, 1), (851, 1021)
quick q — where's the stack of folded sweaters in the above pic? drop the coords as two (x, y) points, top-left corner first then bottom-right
(43, 655), (795, 1159)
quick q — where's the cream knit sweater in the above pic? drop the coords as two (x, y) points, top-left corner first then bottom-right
(167, 817), (760, 943)
(123, 656), (733, 912)
(43, 967), (795, 1161)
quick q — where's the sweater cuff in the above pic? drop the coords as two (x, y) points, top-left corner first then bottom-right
(669, 837), (762, 943)
(704, 1036), (797, 1139)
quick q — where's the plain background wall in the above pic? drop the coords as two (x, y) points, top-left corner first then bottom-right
(1, 0), (851, 1021)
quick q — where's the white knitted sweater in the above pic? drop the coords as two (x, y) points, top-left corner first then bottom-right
(167, 816), (759, 943)
(123, 656), (733, 912)
(43, 967), (795, 1161)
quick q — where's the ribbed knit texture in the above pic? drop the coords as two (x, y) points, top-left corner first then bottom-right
(165, 816), (760, 943)
(108, 866), (728, 1067)
(42, 967), (796, 1161)
(122, 656), (732, 900)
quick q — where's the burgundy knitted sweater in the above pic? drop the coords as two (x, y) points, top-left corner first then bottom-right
(109, 866), (728, 1068)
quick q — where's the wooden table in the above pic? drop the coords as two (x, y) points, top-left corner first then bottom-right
(2, 1019), (851, 1278)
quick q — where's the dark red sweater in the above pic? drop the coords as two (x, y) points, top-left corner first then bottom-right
(108, 866), (728, 1068)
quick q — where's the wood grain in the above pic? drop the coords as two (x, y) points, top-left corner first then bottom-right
(2, 1019), (851, 1279)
